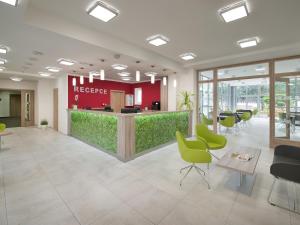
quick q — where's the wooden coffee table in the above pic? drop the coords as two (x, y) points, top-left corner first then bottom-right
(217, 147), (261, 195)
(0, 131), (12, 150)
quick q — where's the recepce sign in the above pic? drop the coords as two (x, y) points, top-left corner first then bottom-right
(73, 86), (108, 95)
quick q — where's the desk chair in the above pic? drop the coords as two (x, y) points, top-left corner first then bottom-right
(176, 131), (211, 188)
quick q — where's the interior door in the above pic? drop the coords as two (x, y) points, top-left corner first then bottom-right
(9, 94), (21, 117)
(53, 88), (58, 131)
(110, 90), (125, 113)
(21, 90), (35, 127)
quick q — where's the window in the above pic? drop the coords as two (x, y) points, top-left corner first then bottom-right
(198, 70), (213, 81)
(275, 58), (300, 74)
(134, 88), (142, 105)
(218, 63), (269, 79)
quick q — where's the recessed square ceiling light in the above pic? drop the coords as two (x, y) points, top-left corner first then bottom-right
(146, 34), (169, 46)
(237, 37), (259, 48)
(118, 72), (130, 77)
(10, 77), (22, 82)
(112, 64), (128, 70)
(0, 46), (8, 54)
(58, 58), (75, 66)
(87, 1), (119, 22)
(39, 72), (51, 77)
(46, 67), (61, 72)
(180, 52), (197, 61)
(0, 0), (18, 6)
(0, 58), (7, 65)
(218, 1), (249, 23)
(0, 66), (5, 71)
(122, 77), (131, 81)
(145, 72), (157, 77)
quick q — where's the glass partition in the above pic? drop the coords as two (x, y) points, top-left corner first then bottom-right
(198, 82), (213, 119)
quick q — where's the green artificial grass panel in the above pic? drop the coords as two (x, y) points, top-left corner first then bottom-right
(135, 112), (189, 153)
(71, 111), (117, 153)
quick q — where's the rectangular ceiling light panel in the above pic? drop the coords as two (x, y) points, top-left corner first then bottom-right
(88, 1), (119, 22)
(0, 0), (18, 6)
(58, 58), (75, 66)
(237, 37), (259, 48)
(219, 1), (249, 23)
(146, 34), (169, 46)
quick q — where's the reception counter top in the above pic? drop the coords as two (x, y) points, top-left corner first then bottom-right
(68, 109), (192, 161)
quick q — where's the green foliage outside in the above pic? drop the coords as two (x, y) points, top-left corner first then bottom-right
(177, 91), (194, 110)
(71, 111), (117, 153)
(135, 112), (189, 153)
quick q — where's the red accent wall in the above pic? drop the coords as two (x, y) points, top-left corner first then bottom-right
(68, 75), (161, 110)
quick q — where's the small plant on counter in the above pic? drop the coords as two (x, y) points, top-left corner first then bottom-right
(177, 91), (194, 111)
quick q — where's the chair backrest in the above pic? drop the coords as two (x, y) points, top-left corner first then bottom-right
(201, 113), (212, 125)
(220, 116), (235, 127)
(196, 123), (209, 139)
(176, 131), (188, 157)
(0, 123), (6, 132)
(241, 112), (251, 121)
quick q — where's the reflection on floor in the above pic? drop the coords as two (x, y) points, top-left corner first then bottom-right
(0, 118), (299, 225)
(0, 117), (21, 128)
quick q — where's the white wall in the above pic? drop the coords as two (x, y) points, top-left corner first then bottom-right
(55, 74), (68, 134)
(176, 69), (197, 134)
(36, 79), (55, 127)
(168, 75), (178, 111)
(0, 91), (10, 117)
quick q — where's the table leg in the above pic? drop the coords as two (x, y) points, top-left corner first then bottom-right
(0, 136), (2, 150)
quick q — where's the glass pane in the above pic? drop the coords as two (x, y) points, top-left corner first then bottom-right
(198, 82), (213, 119)
(275, 58), (300, 74)
(218, 63), (269, 79)
(275, 75), (300, 141)
(198, 70), (213, 81)
(218, 78), (269, 115)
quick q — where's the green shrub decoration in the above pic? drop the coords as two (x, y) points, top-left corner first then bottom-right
(135, 112), (189, 153)
(71, 111), (117, 153)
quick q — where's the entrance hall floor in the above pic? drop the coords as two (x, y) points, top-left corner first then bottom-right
(0, 118), (299, 225)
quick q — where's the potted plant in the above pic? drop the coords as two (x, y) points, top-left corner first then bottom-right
(177, 91), (194, 111)
(40, 119), (48, 130)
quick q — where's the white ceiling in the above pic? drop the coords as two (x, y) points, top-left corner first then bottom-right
(28, 0), (300, 66)
(0, 0), (300, 81)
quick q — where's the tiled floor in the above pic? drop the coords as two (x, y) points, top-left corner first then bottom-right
(0, 118), (299, 225)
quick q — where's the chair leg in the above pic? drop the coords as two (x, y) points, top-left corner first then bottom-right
(180, 165), (193, 187)
(194, 166), (211, 189)
(209, 151), (220, 160)
(180, 165), (192, 174)
(268, 177), (300, 215)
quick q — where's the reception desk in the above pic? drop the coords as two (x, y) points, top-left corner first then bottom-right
(68, 109), (192, 161)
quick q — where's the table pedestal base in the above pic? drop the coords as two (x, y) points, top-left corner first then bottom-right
(224, 171), (257, 195)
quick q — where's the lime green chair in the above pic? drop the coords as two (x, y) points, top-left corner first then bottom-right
(201, 113), (213, 126)
(0, 123), (6, 132)
(219, 116), (235, 133)
(176, 131), (211, 188)
(240, 112), (251, 126)
(196, 123), (227, 159)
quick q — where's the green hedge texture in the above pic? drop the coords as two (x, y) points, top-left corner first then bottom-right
(71, 111), (117, 153)
(135, 112), (189, 153)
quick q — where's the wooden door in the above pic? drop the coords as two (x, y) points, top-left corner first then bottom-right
(21, 90), (35, 127)
(53, 88), (58, 131)
(9, 94), (21, 117)
(110, 90), (125, 113)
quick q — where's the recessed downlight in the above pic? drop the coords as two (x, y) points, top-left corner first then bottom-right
(87, 1), (119, 22)
(0, 58), (7, 65)
(118, 72), (130, 77)
(0, 46), (8, 54)
(58, 58), (76, 66)
(10, 77), (22, 82)
(218, 1), (249, 23)
(146, 34), (169, 46)
(46, 67), (61, 72)
(180, 52), (197, 61)
(237, 37), (259, 48)
(0, 0), (18, 6)
(39, 72), (51, 77)
(112, 64), (128, 70)
(145, 72), (157, 77)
